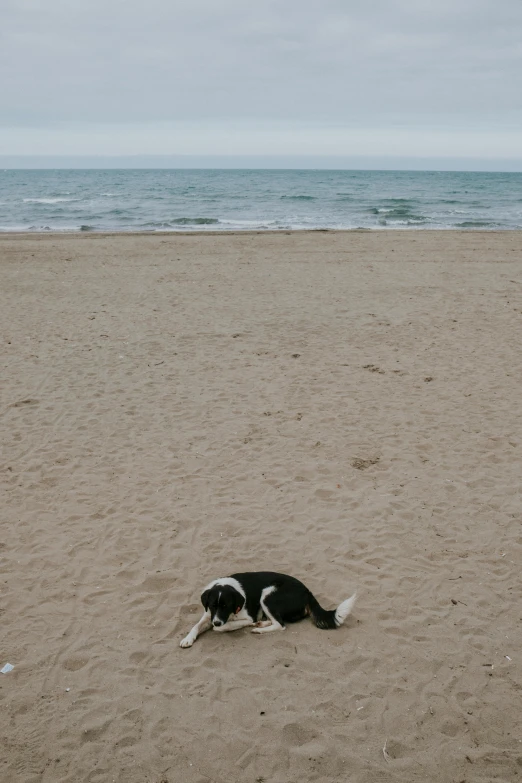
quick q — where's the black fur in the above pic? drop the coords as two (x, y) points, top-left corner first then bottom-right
(231, 571), (338, 629)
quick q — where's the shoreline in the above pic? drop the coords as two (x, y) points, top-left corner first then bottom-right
(2, 227), (522, 239)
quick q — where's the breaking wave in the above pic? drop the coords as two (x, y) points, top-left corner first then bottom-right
(171, 217), (219, 225)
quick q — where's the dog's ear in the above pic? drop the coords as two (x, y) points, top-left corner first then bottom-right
(201, 589), (211, 611)
(234, 591), (245, 614)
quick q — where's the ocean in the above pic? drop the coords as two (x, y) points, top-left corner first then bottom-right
(1, 168), (521, 232)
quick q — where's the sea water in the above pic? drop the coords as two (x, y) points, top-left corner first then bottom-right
(1, 168), (521, 232)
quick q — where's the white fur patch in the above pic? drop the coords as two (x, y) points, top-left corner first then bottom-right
(203, 577), (246, 600)
(180, 634), (195, 648)
(260, 585), (276, 600)
(233, 606), (252, 622)
(253, 585), (284, 633)
(213, 617), (254, 633)
(334, 593), (357, 627)
(180, 609), (211, 648)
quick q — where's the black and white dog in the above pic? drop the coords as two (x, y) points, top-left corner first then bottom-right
(180, 571), (356, 648)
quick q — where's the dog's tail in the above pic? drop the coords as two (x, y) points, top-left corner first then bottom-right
(307, 592), (357, 630)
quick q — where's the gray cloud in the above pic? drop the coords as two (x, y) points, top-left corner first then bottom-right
(1, 0), (521, 157)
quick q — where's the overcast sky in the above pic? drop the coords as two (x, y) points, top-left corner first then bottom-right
(1, 0), (521, 163)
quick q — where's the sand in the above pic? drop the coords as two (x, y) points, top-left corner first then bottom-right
(1, 229), (521, 783)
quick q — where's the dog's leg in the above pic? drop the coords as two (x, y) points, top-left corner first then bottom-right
(251, 623), (284, 634)
(213, 618), (254, 633)
(180, 610), (211, 648)
(252, 587), (285, 634)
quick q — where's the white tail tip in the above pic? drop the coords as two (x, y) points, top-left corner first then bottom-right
(334, 593), (357, 627)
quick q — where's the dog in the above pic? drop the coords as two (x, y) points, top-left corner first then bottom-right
(180, 571), (356, 648)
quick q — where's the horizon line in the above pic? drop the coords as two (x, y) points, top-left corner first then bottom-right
(2, 154), (522, 173)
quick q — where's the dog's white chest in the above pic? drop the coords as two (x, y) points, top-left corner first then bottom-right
(234, 607), (252, 622)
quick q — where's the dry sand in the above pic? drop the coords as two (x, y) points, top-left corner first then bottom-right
(1, 230), (522, 783)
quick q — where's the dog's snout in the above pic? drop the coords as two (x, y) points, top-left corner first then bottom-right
(213, 619), (224, 627)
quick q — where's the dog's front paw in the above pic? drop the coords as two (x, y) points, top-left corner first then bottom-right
(180, 635), (195, 648)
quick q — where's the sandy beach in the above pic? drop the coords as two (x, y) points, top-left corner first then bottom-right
(1, 229), (522, 783)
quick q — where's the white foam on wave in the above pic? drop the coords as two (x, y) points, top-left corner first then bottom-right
(219, 218), (280, 229)
(23, 197), (78, 204)
(0, 225), (36, 232)
(0, 224), (88, 232)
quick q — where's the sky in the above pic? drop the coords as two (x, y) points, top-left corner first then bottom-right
(1, 0), (521, 166)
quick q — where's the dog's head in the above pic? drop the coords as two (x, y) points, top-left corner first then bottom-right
(201, 584), (245, 628)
